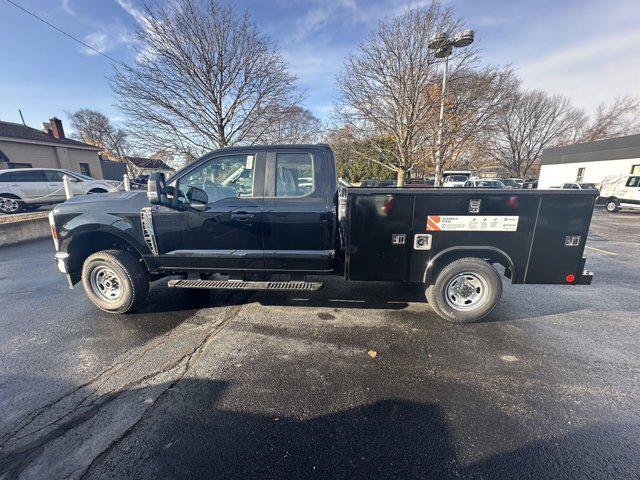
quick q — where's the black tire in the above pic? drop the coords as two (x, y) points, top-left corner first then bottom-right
(0, 194), (25, 214)
(82, 249), (149, 313)
(605, 198), (620, 213)
(425, 257), (502, 323)
(88, 188), (108, 194)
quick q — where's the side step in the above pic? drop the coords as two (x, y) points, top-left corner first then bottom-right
(167, 279), (324, 291)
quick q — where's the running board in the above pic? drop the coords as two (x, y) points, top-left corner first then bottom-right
(167, 279), (324, 291)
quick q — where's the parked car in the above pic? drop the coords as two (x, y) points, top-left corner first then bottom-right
(560, 182), (599, 190)
(442, 175), (469, 187)
(501, 178), (523, 189)
(0, 168), (121, 214)
(598, 174), (640, 213)
(361, 179), (396, 187)
(49, 144), (595, 324)
(463, 179), (506, 188)
(405, 178), (435, 187)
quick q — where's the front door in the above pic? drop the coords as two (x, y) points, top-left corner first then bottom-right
(154, 151), (265, 271)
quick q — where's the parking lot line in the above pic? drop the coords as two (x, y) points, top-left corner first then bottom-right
(585, 245), (618, 256)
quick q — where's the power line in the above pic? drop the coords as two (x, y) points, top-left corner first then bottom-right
(4, 0), (128, 68)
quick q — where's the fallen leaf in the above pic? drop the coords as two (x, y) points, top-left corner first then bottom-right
(368, 350), (377, 358)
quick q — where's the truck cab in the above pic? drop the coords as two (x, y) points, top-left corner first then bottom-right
(145, 145), (337, 274)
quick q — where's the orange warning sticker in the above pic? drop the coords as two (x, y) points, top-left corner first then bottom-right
(426, 215), (519, 232)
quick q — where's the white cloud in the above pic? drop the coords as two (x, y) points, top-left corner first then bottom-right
(518, 29), (640, 113)
(115, 0), (149, 27)
(60, 0), (75, 16)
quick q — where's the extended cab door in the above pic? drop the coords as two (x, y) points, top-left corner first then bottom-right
(153, 151), (265, 271)
(261, 148), (335, 272)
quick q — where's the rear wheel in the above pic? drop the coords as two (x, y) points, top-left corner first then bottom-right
(605, 198), (620, 213)
(0, 195), (25, 214)
(425, 257), (502, 323)
(82, 249), (149, 313)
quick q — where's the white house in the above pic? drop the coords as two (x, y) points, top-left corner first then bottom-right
(538, 134), (640, 188)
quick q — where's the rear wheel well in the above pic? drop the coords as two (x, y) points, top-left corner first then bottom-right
(88, 188), (108, 194)
(425, 248), (515, 284)
(67, 231), (148, 275)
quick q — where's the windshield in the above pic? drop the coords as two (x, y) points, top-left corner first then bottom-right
(502, 179), (518, 187)
(579, 183), (597, 189)
(63, 170), (94, 180)
(477, 180), (504, 188)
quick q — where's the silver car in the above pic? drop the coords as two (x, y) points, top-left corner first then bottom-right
(0, 168), (121, 214)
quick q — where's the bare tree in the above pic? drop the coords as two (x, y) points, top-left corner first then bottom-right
(488, 90), (584, 177)
(335, 2), (476, 186)
(112, 0), (302, 162)
(69, 109), (129, 160)
(259, 106), (323, 144)
(573, 95), (640, 144)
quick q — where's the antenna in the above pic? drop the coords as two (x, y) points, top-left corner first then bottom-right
(19, 109), (26, 126)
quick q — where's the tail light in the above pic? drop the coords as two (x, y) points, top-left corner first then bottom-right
(565, 274), (575, 283)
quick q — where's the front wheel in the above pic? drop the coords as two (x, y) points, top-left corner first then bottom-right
(426, 257), (502, 323)
(605, 198), (620, 213)
(82, 249), (149, 313)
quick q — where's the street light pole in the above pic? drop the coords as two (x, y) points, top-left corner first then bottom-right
(428, 29), (474, 186)
(434, 53), (449, 188)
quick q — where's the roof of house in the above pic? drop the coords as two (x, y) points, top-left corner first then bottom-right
(125, 156), (173, 170)
(541, 134), (640, 166)
(0, 120), (100, 149)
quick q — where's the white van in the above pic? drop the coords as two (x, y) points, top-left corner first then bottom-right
(599, 174), (640, 213)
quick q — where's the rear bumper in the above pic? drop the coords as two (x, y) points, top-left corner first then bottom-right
(576, 270), (593, 285)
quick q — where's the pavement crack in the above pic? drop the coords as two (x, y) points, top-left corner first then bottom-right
(0, 301), (244, 480)
(78, 302), (244, 479)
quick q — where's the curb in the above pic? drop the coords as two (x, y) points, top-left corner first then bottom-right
(0, 213), (51, 247)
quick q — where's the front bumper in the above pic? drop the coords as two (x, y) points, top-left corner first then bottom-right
(54, 252), (78, 288)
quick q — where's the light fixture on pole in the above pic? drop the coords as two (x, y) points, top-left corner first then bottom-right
(429, 29), (474, 187)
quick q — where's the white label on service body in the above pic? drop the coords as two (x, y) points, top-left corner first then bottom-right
(426, 215), (519, 232)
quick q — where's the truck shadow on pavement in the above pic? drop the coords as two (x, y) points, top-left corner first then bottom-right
(1, 377), (637, 479)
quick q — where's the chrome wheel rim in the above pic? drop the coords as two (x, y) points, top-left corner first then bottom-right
(606, 202), (616, 212)
(445, 272), (489, 311)
(0, 197), (19, 213)
(90, 266), (123, 302)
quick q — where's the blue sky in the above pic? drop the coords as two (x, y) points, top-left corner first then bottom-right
(1, 0), (639, 133)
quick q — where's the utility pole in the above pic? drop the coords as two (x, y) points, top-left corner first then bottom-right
(428, 29), (475, 186)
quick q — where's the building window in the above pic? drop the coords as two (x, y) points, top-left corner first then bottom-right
(632, 164), (640, 174)
(79, 163), (91, 177)
(576, 167), (585, 182)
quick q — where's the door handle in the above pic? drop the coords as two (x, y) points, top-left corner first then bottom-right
(231, 213), (255, 222)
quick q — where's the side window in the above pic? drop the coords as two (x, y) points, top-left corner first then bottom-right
(0, 172), (13, 182)
(626, 176), (640, 187)
(275, 153), (313, 197)
(44, 171), (65, 182)
(176, 154), (254, 203)
(576, 167), (585, 182)
(12, 170), (47, 182)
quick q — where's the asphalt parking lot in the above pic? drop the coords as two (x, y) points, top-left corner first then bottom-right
(0, 208), (639, 479)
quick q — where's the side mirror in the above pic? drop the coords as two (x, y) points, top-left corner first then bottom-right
(186, 186), (208, 206)
(147, 172), (166, 205)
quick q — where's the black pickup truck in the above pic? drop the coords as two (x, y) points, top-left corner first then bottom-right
(48, 144), (596, 323)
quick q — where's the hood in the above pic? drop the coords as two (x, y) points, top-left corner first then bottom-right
(53, 191), (150, 214)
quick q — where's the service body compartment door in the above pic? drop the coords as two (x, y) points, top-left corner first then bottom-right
(524, 194), (595, 283)
(346, 192), (413, 281)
